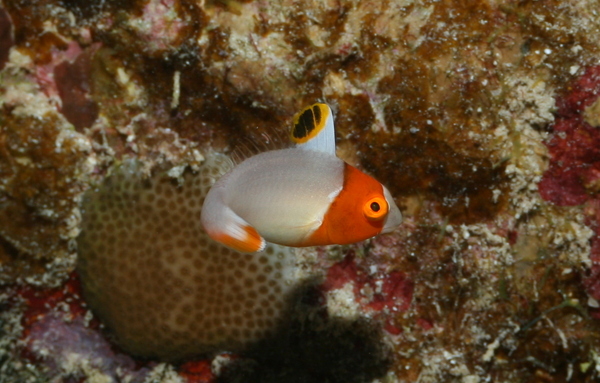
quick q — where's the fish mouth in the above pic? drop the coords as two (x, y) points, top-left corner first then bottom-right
(381, 186), (403, 234)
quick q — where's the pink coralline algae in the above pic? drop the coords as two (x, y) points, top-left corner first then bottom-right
(537, 66), (600, 301)
(13, 274), (149, 382)
(538, 66), (600, 206)
(31, 40), (100, 131)
(321, 252), (413, 335)
(12, 273), (219, 382)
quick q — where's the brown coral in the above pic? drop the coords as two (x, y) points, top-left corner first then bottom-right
(76, 154), (298, 361)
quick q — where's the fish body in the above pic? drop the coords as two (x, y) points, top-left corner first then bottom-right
(201, 104), (402, 253)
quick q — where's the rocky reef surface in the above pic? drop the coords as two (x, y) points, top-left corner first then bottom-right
(2, 0), (600, 382)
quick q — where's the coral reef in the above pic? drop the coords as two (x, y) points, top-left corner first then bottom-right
(1, 0), (600, 382)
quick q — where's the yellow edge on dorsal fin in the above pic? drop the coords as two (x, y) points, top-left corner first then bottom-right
(290, 103), (330, 144)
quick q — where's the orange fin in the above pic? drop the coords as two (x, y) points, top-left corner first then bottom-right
(290, 103), (335, 155)
(213, 225), (266, 253)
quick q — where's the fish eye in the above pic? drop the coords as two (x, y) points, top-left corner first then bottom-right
(363, 197), (388, 221)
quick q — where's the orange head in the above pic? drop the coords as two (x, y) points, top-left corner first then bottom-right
(307, 163), (402, 246)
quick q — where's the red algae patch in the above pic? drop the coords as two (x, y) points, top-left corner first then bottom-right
(321, 253), (413, 335)
(179, 360), (214, 383)
(539, 66), (600, 206)
(539, 66), (600, 307)
(5, 270), (224, 382)
(5, 273), (151, 382)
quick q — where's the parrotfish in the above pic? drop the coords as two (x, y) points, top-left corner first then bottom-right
(201, 103), (402, 253)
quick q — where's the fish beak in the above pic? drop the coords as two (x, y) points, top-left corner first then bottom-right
(381, 186), (402, 234)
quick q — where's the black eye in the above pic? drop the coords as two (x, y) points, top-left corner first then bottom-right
(370, 202), (380, 212)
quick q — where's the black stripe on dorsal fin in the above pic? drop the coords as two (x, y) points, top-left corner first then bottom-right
(290, 103), (336, 155)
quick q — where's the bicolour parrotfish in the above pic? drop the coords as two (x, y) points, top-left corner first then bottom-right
(201, 103), (403, 253)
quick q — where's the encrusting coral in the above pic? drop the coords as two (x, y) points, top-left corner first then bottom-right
(76, 154), (298, 361)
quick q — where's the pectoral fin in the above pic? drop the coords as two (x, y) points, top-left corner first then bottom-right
(202, 189), (266, 253)
(212, 223), (266, 253)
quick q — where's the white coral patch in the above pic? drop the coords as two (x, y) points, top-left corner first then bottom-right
(325, 282), (361, 320)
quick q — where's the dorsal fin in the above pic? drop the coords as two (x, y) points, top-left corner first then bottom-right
(231, 128), (289, 165)
(290, 103), (336, 155)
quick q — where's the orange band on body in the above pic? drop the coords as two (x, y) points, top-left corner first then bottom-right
(305, 163), (385, 246)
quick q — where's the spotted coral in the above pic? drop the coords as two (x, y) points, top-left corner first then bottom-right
(76, 153), (298, 361)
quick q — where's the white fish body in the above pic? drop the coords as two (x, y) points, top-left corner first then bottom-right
(201, 104), (402, 253)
